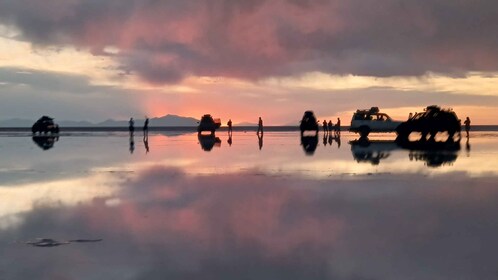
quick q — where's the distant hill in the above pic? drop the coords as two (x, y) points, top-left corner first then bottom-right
(0, 114), (200, 127)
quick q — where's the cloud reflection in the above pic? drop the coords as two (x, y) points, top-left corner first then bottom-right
(1, 166), (498, 279)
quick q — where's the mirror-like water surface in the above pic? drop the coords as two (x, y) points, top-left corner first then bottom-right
(1, 131), (498, 279)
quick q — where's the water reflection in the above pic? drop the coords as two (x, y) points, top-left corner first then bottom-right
(300, 134), (318, 155)
(258, 133), (264, 150)
(32, 135), (59, 150)
(350, 138), (461, 167)
(2, 166), (498, 279)
(129, 132), (135, 154)
(198, 133), (221, 151)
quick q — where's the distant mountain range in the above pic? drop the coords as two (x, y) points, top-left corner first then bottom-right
(0, 114), (200, 127)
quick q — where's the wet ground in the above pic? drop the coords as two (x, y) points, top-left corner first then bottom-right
(1, 131), (498, 279)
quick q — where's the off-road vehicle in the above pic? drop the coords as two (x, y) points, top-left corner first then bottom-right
(299, 111), (319, 134)
(396, 105), (461, 140)
(32, 116), (59, 134)
(197, 114), (221, 134)
(349, 107), (402, 138)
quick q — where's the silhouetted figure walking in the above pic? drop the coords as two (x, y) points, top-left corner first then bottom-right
(335, 118), (341, 134)
(464, 117), (471, 137)
(129, 118), (134, 135)
(257, 117), (263, 135)
(322, 120), (328, 134)
(227, 119), (233, 135)
(328, 120), (333, 133)
(143, 117), (149, 137)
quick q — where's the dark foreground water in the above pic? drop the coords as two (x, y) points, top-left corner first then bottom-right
(0, 131), (497, 279)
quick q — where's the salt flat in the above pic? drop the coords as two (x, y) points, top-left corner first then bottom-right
(0, 131), (497, 279)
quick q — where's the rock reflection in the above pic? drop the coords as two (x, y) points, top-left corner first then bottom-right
(32, 135), (59, 150)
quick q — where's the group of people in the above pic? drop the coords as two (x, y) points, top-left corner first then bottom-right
(226, 117), (264, 135)
(129, 117), (150, 154)
(322, 118), (341, 135)
(128, 117), (149, 135)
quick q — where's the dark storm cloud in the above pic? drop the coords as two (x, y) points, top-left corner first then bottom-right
(1, 0), (498, 83)
(2, 168), (498, 279)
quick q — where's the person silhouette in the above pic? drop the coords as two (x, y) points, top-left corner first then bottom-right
(464, 117), (471, 137)
(322, 120), (328, 134)
(227, 119), (233, 135)
(143, 117), (149, 137)
(335, 118), (341, 135)
(257, 117), (263, 135)
(328, 120), (333, 133)
(129, 118), (134, 135)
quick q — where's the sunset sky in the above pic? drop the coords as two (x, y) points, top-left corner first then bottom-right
(1, 0), (498, 124)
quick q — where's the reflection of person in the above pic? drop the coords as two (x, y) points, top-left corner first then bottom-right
(227, 135), (232, 146)
(258, 133), (263, 150)
(466, 137), (471, 156)
(335, 134), (341, 148)
(129, 134), (135, 154)
(464, 117), (471, 137)
(143, 136), (149, 154)
(257, 117), (263, 135)
(323, 133), (327, 146)
(129, 118), (134, 135)
(227, 119), (233, 135)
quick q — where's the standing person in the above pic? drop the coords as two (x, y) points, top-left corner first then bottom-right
(335, 118), (341, 134)
(143, 116), (149, 138)
(257, 117), (263, 135)
(464, 117), (471, 137)
(408, 112), (413, 120)
(328, 120), (333, 133)
(227, 119), (233, 135)
(129, 118), (134, 135)
(322, 120), (328, 134)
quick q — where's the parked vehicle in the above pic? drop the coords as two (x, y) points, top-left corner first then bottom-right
(197, 114), (221, 134)
(32, 116), (59, 134)
(299, 111), (319, 134)
(349, 107), (402, 138)
(396, 105), (461, 140)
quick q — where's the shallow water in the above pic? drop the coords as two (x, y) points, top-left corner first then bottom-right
(1, 131), (498, 279)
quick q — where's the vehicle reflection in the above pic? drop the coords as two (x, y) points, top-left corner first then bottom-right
(32, 135), (59, 150)
(350, 138), (461, 167)
(301, 134), (318, 156)
(198, 133), (221, 152)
